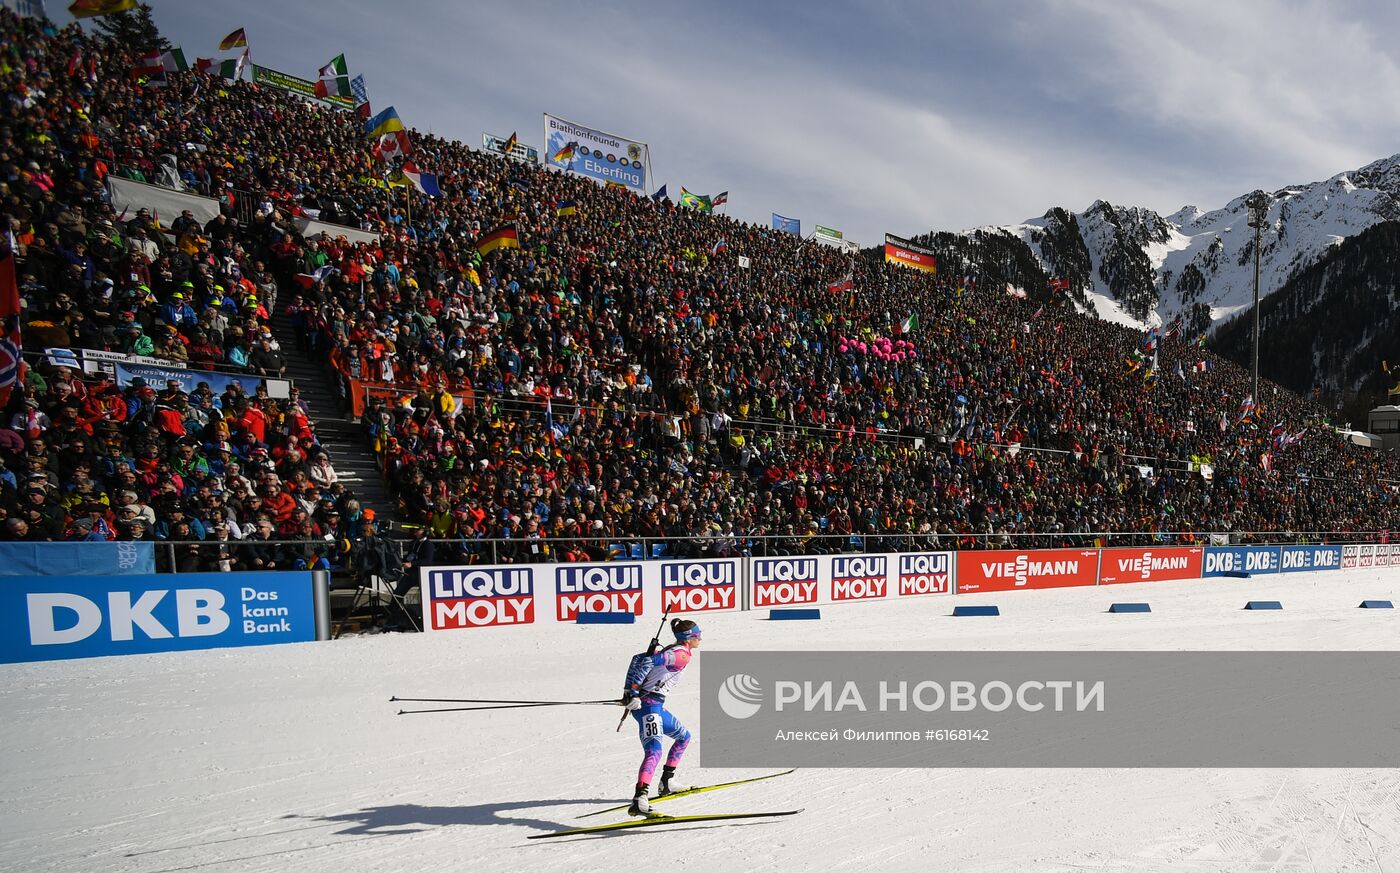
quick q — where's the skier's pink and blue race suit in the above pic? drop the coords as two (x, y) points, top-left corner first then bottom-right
(624, 644), (694, 786)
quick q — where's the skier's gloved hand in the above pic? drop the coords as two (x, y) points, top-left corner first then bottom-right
(622, 694), (641, 711)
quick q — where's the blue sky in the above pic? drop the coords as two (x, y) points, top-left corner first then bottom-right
(61, 0), (1400, 244)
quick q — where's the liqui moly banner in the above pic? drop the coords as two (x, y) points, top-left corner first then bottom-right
(752, 557), (819, 608)
(831, 555), (890, 602)
(555, 563), (644, 621)
(425, 566), (536, 630)
(957, 549), (1100, 593)
(661, 559), (739, 612)
(896, 552), (954, 596)
(1358, 545), (1376, 568)
(1279, 545), (1343, 572)
(1343, 545), (1359, 569)
(1202, 546), (1281, 577)
(1098, 547), (1203, 585)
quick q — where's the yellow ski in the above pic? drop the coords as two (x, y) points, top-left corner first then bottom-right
(530, 809), (803, 839)
(576, 770), (796, 818)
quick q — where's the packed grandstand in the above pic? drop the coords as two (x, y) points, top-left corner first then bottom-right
(4, 7), (1398, 588)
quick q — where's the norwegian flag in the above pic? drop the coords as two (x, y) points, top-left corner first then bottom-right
(0, 247), (22, 408)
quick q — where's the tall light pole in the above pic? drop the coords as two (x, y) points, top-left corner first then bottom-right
(1244, 191), (1270, 405)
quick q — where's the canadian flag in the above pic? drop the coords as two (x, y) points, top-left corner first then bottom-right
(374, 130), (413, 163)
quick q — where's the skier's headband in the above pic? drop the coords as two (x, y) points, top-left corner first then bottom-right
(674, 623), (702, 641)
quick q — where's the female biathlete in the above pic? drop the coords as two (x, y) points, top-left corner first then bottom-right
(620, 618), (702, 815)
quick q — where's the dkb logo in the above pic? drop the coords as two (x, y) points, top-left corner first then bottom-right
(718, 673), (764, 719)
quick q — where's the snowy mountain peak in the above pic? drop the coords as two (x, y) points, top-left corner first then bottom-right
(964, 153), (1400, 333)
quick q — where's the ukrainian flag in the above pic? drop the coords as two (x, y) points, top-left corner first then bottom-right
(555, 200), (576, 217)
(365, 106), (404, 139)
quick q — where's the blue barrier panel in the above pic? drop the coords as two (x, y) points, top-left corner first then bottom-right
(1244, 601), (1283, 610)
(952, 605), (1000, 617)
(0, 541), (154, 576)
(1204, 546), (1281, 577)
(1279, 545), (1343, 573)
(1360, 600), (1394, 609)
(1222, 571), (1251, 578)
(575, 612), (636, 625)
(0, 571), (316, 663)
(1109, 603), (1152, 613)
(768, 608), (821, 621)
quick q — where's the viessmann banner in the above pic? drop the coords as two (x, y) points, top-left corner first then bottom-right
(543, 113), (650, 194)
(884, 234), (937, 273)
(1097, 547), (1203, 585)
(956, 549), (1099, 593)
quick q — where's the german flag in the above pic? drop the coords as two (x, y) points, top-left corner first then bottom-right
(476, 223), (519, 256)
(218, 28), (248, 50)
(501, 132), (518, 156)
(551, 141), (577, 163)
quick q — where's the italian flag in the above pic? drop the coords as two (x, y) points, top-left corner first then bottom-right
(898, 313), (918, 334)
(315, 54), (351, 99)
(161, 48), (188, 73)
(196, 54), (245, 80)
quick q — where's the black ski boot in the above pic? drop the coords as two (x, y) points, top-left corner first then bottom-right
(626, 783), (652, 816)
(658, 765), (689, 796)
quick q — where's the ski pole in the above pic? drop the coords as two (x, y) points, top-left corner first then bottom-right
(616, 605), (672, 732)
(397, 701), (624, 715)
(390, 696), (619, 705)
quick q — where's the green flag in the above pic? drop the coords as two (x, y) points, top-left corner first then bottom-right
(679, 187), (713, 213)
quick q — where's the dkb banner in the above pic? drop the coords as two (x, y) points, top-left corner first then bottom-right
(1202, 545), (1281, 576)
(543, 113), (649, 193)
(701, 652), (1400, 767)
(0, 571), (316, 663)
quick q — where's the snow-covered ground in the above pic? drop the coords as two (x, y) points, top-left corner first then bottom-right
(3, 569), (1399, 872)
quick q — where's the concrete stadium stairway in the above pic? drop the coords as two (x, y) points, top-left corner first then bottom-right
(269, 310), (395, 521)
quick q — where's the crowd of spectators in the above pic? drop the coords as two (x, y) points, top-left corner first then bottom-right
(0, 11), (378, 567)
(3, 10), (1399, 567)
